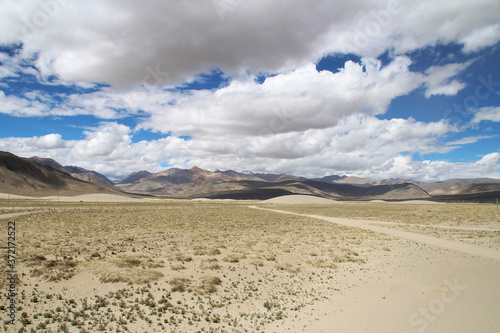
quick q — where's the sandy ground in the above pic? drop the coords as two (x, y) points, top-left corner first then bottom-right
(265, 239), (500, 333)
(252, 205), (500, 332)
(0, 192), (153, 202)
(262, 195), (342, 204)
(250, 206), (500, 261)
(1, 195), (499, 332)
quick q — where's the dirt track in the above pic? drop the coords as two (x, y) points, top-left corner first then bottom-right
(249, 206), (500, 261)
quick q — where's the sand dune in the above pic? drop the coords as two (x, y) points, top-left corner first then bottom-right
(396, 199), (442, 204)
(369, 199), (442, 204)
(262, 194), (342, 204)
(42, 194), (150, 202)
(0, 193), (34, 200)
(0, 192), (151, 202)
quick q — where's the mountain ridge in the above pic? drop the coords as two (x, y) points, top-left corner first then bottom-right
(2, 152), (500, 201)
(1, 152), (121, 196)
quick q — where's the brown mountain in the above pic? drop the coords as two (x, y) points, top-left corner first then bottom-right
(5, 152), (499, 201)
(0, 151), (120, 196)
(116, 170), (153, 184)
(118, 166), (431, 200)
(117, 166), (259, 196)
(28, 156), (115, 187)
(419, 178), (500, 195)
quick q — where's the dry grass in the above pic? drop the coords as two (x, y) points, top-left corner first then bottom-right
(266, 202), (500, 226)
(266, 201), (500, 251)
(0, 199), (397, 332)
(27, 255), (78, 282)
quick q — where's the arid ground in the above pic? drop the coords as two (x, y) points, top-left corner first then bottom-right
(1, 195), (499, 332)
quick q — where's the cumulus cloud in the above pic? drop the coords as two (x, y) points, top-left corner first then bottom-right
(0, 90), (51, 117)
(73, 122), (132, 158)
(1, 1), (498, 181)
(0, 117), (473, 181)
(34, 133), (65, 149)
(2, 55), (468, 127)
(0, 133), (66, 161)
(461, 24), (500, 53)
(1, 0), (499, 87)
(134, 57), (469, 138)
(472, 106), (500, 123)
(424, 62), (470, 98)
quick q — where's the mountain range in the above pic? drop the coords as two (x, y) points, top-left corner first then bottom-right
(0, 151), (121, 196)
(1, 151), (500, 202)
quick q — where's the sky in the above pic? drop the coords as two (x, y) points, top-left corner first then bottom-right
(0, 0), (499, 181)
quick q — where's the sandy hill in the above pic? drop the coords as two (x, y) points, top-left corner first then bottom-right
(262, 195), (342, 204)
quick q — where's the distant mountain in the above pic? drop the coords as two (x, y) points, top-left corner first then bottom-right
(249, 172), (285, 182)
(1, 152), (120, 196)
(117, 166), (259, 196)
(312, 175), (417, 187)
(214, 169), (293, 182)
(116, 165), (430, 200)
(8, 152), (500, 201)
(116, 170), (153, 184)
(29, 157), (114, 187)
(419, 178), (500, 195)
(313, 175), (346, 183)
(63, 166), (115, 187)
(29, 156), (67, 172)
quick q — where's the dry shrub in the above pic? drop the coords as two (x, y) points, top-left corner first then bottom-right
(113, 257), (142, 268)
(200, 258), (221, 270)
(222, 254), (241, 263)
(251, 260), (264, 267)
(29, 259), (78, 282)
(170, 277), (191, 292)
(170, 263), (186, 271)
(89, 260), (164, 284)
(275, 263), (300, 273)
(193, 247), (221, 256)
(174, 253), (193, 262)
(99, 269), (163, 284)
(309, 259), (337, 269)
(197, 276), (222, 294)
(264, 253), (276, 261)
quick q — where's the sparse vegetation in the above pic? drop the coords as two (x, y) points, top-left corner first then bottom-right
(3, 199), (495, 331)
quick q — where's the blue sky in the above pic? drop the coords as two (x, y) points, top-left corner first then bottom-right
(0, 0), (499, 181)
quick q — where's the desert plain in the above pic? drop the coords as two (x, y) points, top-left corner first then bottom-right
(1, 194), (500, 332)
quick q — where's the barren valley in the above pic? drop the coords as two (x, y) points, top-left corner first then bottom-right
(1, 195), (499, 332)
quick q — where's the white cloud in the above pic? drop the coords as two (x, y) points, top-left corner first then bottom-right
(473, 153), (500, 173)
(34, 133), (65, 149)
(73, 122), (132, 158)
(0, 90), (51, 116)
(134, 57), (469, 138)
(424, 62), (470, 98)
(461, 24), (500, 53)
(472, 106), (500, 123)
(445, 135), (495, 146)
(138, 57), (427, 137)
(1, 0), (499, 87)
(0, 116), (469, 181)
(1, 1), (498, 182)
